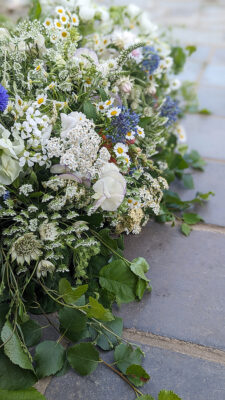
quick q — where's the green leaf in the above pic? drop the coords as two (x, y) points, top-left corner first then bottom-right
(181, 223), (191, 237)
(83, 100), (97, 121)
(59, 307), (87, 342)
(198, 108), (211, 115)
(98, 88), (108, 101)
(183, 213), (203, 225)
(171, 46), (186, 74)
(34, 340), (65, 379)
(130, 258), (150, 282)
(126, 364), (150, 387)
(114, 344), (143, 374)
(94, 317), (123, 350)
(1, 321), (33, 371)
(158, 390), (182, 400)
(59, 278), (88, 304)
(0, 303), (9, 334)
(0, 388), (46, 400)
(99, 260), (137, 304)
(87, 297), (114, 321)
(185, 45), (197, 56)
(137, 396), (154, 400)
(29, 0), (42, 20)
(182, 174), (194, 189)
(0, 350), (36, 390)
(21, 319), (42, 347)
(67, 343), (99, 376)
(136, 279), (151, 300)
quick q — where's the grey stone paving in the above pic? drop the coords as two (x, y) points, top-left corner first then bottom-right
(1, 0), (225, 399)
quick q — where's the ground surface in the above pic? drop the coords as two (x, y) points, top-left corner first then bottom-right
(1, 0), (225, 399)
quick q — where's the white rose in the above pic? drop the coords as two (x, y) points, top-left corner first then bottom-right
(127, 4), (140, 18)
(93, 163), (126, 212)
(0, 125), (24, 185)
(79, 6), (95, 21)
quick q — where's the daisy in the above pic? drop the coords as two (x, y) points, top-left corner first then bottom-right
(123, 154), (131, 166)
(43, 18), (53, 29)
(136, 126), (145, 138)
(107, 107), (121, 118)
(104, 98), (114, 108)
(54, 20), (63, 30)
(60, 30), (69, 40)
(114, 143), (128, 157)
(47, 81), (57, 90)
(127, 198), (134, 207)
(175, 124), (186, 143)
(50, 32), (59, 44)
(126, 131), (135, 140)
(36, 94), (47, 108)
(56, 6), (65, 15)
(71, 13), (79, 26)
(96, 102), (105, 112)
(60, 14), (69, 24)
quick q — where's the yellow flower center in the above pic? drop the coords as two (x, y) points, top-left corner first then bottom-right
(99, 105), (104, 110)
(46, 20), (51, 26)
(127, 132), (132, 136)
(61, 16), (67, 22)
(18, 99), (22, 106)
(128, 199), (133, 204)
(36, 65), (41, 71)
(86, 79), (92, 85)
(58, 8), (63, 13)
(117, 147), (124, 154)
(37, 98), (44, 105)
(106, 100), (112, 106)
(111, 110), (117, 116)
(62, 31), (68, 38)
(56, 22), (62, 28)
(73, 17), (77, 23)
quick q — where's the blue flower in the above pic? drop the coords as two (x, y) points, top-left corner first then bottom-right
(0, 84), (9, 112)
(108, 106), (140, 143)
(3, 191), (10, 201)
(160, 96), (180, 126)
(141, 46), (160, 75)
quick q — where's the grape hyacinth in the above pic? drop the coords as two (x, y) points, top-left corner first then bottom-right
(109, 106), (140, 143)
(0, 84), (9, 112)
(160, 96), (180, 126)
(141, 46), (160, 75)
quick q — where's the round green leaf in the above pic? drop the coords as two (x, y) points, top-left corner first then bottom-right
(114, 344), (143, 374)
(34, 340), (65, 379)
(59, 307), (87, 342)
(126, 364), (150, 387)
(0, 350), (36, 390)
(0, 387), (46, 400)
(59, 279), (88, 305)
(130, 258), (150, 281)
(1, 321), (33, 371)
(158, 390), (182, 400)
(21, 319), (42, 347)
(67, 343), (99, 376)
(87, 297), (114, 321)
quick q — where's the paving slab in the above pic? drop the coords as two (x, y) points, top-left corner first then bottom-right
(45, 343), (225, 400)
(201, 64), (225, 87)
(172, 161), (225, 226)
(114, 223), (225, 350)
(197, 86), (225, 117)
(183, 114), (225, 160)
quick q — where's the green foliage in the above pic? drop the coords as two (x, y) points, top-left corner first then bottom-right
(0, 350), (36, 390)
(59, 307), (87, 342)
(137, 396), (154, 400)
(86, 296), (114, 321)
(181, 223), (191, 237)
(29, 0), (42, 20)
(1, 321), (33, 371)
(185, 45), (197, 56)
(34, 341), (65, 379)
(114, 344), (144, 374)
(99, 260), (137, 304)
(91, 317), (123, 351)
(21, 319), (42, 347)
(126, 364), (150, 387)
(171, 47), (186, 74)
(183, 213), (203, 225)
(83, 100), (97, 121)
(67, 343), (100, 376)
(198, 108), (211, 115)
(0, 388), (46, 400)
(182, 174), (194, 189)
(184, 150), (206, 171)
(158, 390), (182, 400)
(58, 278), (88, 304)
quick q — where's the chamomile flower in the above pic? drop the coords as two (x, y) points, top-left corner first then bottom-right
(50, 32), (59, 43)
(136, 126), (145, 138)
(127, 198), (134, 207)
(54, 20), (63, 29)
(175, 124), (186, 143)
(36, 94), (47, 107)
(71, 13), (79, 26)
(104, 98), (114, 108)
(60, 14), (69, 24)
(107, 107), (121, 118)
(56, 6), (65, 15)
(47, 81), (57, 90)
(43, 18), (53, 29)
(84, 78), (92, 87)
(96, 102), (105, 112)
(126, 131), (135, 140)
(34, 64), (43, 73)
(123, 154), (131, 166)
(170, 78), (181, 91)
(60, 30), (69, 40)
(114, 143), (128, 157)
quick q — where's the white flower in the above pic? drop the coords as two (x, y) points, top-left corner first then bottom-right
(175, 124), (187, 143)
(19, 151), (34, 168)
(0, 125), (24, 185)
(79, 6), (95, 21)
(43, 18), (53, 29)
(126, 131), (135, 140)
(37, 260), (55, 278)
(117, 77), (133, 94)
(60, 14), (69, 24)
(107, 107), (121, 118)
(114, 143), (128, 157)
(136, 126), (145, 138)
(54, 19), (63, 30)
(112, 29), (137, 49)
(127, 4), (140, 18)
(170, 78), (181, 91)
(93, 163), (126, 211)
(39, 220), (58, 241)
(56, 6), (65, 15)
(71, 13), (79, 26)
(19, 184), (33, 196)
(60, 111), (86, 137)
(36, 94), (47, 107)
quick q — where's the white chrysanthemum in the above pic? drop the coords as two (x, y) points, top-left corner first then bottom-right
(10, 233), (42, 265)
(39, 220), (58, 241)
(79, 6), (95, 21)
(19, 184), (33, 196)
(136, 126), (145, 138)
(112, 29), (137, 49)
(175, 124), (187, 143)
(107, 107), (121, 118)
(114, 143), (128, 157)
(126, 131), (135, 140)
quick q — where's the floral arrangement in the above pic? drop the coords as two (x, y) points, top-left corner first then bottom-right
(0, 1), (212, 399)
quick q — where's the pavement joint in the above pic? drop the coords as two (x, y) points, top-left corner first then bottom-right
(191, 222), (225, 234)
(123, 329), (225, 366)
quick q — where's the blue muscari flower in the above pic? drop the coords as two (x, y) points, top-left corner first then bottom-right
(160, 96), (180, 126)
(0, 84), (9, 112)
(3, 191), (10, 201)
(141, 46), (160, 75)
(108, 106), (140, 143)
